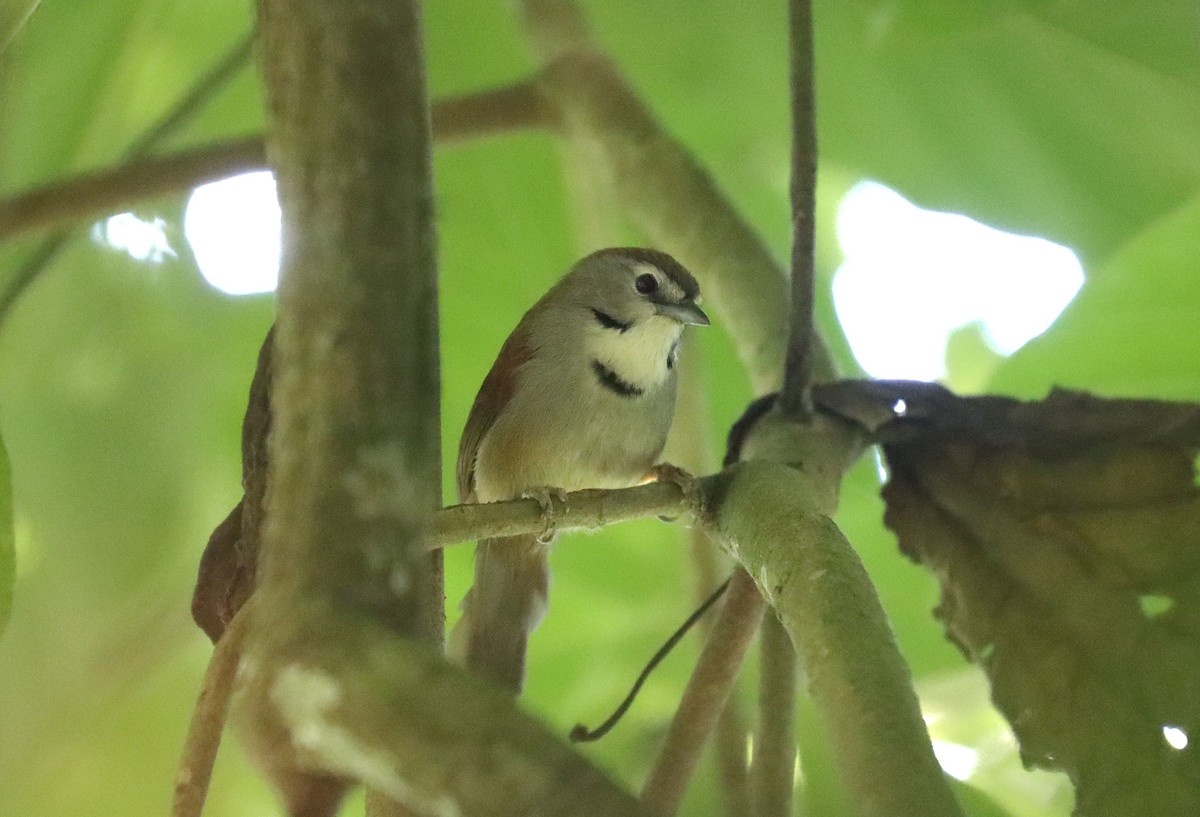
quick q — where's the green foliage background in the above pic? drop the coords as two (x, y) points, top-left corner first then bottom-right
(1, 2), (1197, 816)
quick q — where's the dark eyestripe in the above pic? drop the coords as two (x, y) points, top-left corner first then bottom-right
(591, 360), (643, 398)
(591, 308), (631, 333)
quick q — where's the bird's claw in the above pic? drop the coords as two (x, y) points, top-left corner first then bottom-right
(522, 486), (569, 544)
(648, 462), (697, 522)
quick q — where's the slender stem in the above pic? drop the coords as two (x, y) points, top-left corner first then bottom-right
(753, 612), (797, 817)
(641, 569), (765, 817)
(779, 0), (818, 415)
(429, 479), (696, 549)
(672, 340), (751, 817)
(171, 602), (252, 817)
(714, 690), (753, 817)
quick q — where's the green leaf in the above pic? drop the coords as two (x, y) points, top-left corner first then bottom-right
(0, 431), (12, 635)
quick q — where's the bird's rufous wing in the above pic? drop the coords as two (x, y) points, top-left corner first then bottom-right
(456, 326), (535, 503)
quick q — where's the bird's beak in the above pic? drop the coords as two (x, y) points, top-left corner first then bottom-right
(656, 301), (710, 326)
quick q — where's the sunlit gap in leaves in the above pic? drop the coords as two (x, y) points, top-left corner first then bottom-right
(1163, 725), (1189, 751)
(929, 740), (980, 781)
(920, 670), (1073, 809)
(184, 170), (281, 295)
(92, 212), (176, 263)
(832, 181), (1084, 382)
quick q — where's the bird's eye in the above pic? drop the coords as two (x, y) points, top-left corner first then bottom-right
(635, 273), (659, 294)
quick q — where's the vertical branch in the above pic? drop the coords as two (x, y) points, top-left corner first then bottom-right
(779, 0), (818, 414)
(753, 613), (797, 817)
(641, 570), (765, 817)
(255, 0), (438, 634)
(755, 8), (816, 801)
(247, 0), (441, 811)
(759, 0), (817, 799)
(669, 342), (751, 817)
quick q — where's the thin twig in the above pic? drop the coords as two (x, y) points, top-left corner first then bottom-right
(752, 612), (797, 817)
(432, 79), (560, 141)
(0, 31), (255, 325)
(779, 0), (818, 416)
(571, 577), (730, 743)
(429, 479), (696, 550)
(172, 602), (252, 817)
(641, 569), (765, 817)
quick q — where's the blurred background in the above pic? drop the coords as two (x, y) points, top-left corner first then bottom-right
(2, 2), (1199, 816)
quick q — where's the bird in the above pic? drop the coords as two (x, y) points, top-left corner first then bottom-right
(454, 247), (710, 693)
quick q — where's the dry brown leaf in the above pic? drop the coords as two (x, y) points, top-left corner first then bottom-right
(872, 386), (1200, 817)
(192, 327), (273, 643)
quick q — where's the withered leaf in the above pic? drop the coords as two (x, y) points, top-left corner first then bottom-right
(192, 327), (273, 643)
(874, 385), (1200, 817)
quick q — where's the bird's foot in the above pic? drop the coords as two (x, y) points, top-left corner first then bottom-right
(648, 462), (698, 522)
(521, 486), (570, 545)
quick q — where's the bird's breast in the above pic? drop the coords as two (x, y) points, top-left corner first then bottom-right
(472, 358), (676, 502)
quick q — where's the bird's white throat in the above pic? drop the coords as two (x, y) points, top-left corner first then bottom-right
(584, 315), (681, 390)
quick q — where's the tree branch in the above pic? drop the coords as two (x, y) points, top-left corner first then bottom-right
(0, 79), (557, 243)
(779, 0), (818, 415)
(239, 604), (653, 817)
(0, 137), (265, 240)
(752, 612), (796, 817)
(254, 0), (439, 635)
(705, 451), (963, 817)
(178, 477), (691, 815)
(670, 347), (751, 817)
(429, 479), (696, 550)
(640, 569), (765, 817)
(245, 0), (442, 812)
(172, 602), (252, 817)
(432, 79), (560, 142)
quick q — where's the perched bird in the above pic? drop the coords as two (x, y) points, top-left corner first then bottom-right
(455, 247), (709, 692)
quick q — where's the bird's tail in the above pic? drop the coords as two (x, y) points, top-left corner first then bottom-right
(454, 534), (549, 693)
